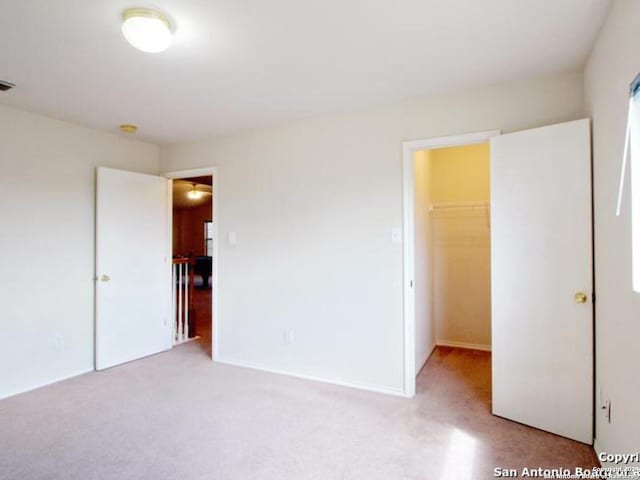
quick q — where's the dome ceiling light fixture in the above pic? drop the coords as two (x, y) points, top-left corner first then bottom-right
(121, 8), (173, 53)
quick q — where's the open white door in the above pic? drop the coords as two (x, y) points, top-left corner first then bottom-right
(96, 167), (171, 370)
(491, 119), (593, 444)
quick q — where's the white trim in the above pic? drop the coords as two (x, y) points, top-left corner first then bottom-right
(0, 368), (93, 400)
(216, 357), (408, 398)
(436, 341), (492, 352)
(403, 130), (500, 152)
(164, 167), (218, 179)
(402, 130), (500, 397)
(416, 344), (437, 374)
(165, 178), (174, 348)
(163, 167), (219, 361)
(593, 439), (605, 465)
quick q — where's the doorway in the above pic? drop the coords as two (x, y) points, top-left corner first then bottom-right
(402, 130), (499, 396)
(403, 121), (593, 444)
(413, 142), (492, 375)
(95, 166), (218, 369)
(165, 168), (217, 359)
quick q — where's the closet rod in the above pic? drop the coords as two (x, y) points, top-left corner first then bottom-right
(429, 201), (489, 211)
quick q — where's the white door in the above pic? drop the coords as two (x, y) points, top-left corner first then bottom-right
(96, 167), (171, 370)
(491, 119), (593, 444)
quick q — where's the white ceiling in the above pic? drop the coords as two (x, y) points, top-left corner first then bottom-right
(0, 0), (611, 144)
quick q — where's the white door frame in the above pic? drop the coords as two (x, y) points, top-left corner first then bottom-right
(402, 130), (500, 397)
(163, 167), (219, 360)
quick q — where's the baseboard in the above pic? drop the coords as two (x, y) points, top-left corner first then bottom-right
(216, 356), (407, 398)
(0, 367), (93, 401)
(416, 343), (437, 374)
(593, 439), (605, 467)
(437, 341), (492, 352)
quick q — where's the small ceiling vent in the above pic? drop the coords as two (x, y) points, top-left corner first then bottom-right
(0, 80), (15, 91)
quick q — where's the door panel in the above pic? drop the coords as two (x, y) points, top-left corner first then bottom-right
(96, 167), (170, 370)
(491, 119), (593, 443)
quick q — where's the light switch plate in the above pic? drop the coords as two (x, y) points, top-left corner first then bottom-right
(284, 329), (295, 344)
(228, 231), (237, 246)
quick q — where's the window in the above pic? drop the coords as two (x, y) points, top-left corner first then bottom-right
(205, 221), (213, 257)
(631, 80), (640, 293)
(619, 72), (640, 292)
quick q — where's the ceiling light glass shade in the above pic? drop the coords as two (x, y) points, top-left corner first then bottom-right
(122, 8), (173, 53)
(187, 186), (204, 200)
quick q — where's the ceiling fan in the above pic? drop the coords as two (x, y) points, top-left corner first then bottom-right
(187, 183), (212, 200)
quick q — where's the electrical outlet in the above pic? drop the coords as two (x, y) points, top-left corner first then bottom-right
(284, 329), (295, 345)
(602, 399), (611, 423)
(54, 334), (64, 349)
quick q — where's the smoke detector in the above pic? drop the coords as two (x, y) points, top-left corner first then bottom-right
(120, 124), (138, 134)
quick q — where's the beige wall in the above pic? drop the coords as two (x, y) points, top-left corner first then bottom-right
(161, 71), (584, 394)
(584, 0), (640, 463)
(430, 144), (490, 203)
(429, 144), (491, 350)
(413, 150), (436, 372)
(0, 104), (159, 399)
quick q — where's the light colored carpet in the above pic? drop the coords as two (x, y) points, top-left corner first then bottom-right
(0, 344), (597, 479)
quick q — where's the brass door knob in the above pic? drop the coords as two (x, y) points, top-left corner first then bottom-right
(574, 292), (588, 304)
(100, 274), (111, 282)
